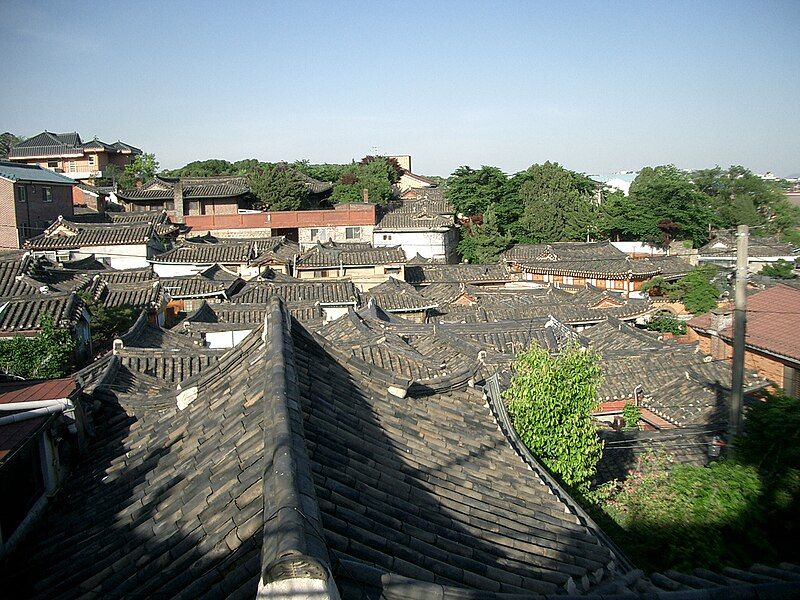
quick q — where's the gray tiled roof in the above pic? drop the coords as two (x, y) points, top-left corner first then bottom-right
(699, 232), (797, 258)
(151, 240), (254, 264)
(232, 279), (358, 305)
(405, 262), (511, 284)
(117, 175), (250, 201)
(503, 242), (660, 278)
(26, 216), (161, 251)
(8, 131), (83, 158)
(161, 266), (243, 300)
(362, 277), (437, 312)
(0, 161), (78, 185)
(296, 241), (406, 268)
(0, 292), (85, 333)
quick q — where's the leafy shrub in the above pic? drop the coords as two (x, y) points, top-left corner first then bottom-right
(645, 315), (687, 335)
(760, 259), (796, 279)
(504, 343), (603, 491)
(622, 403), (641, 428)
(0, 316), (76, 379)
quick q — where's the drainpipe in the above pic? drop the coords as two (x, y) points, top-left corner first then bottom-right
(0, 399), (74, 426)
(633, 385), (643, 408)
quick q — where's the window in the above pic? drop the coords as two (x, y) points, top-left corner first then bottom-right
(15, 186), (26, 203)
(47, 161), (58, 168)
(87, 155), (95, 165)
(42, 187), (52, 203)
(382, 234), (392, 241)
(346, 227), (361, 240)
(310, 228), (320, 240)
(68, 161), (77, 172)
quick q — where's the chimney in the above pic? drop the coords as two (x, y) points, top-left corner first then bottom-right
(361, 188), (369, 203)
(710, 305), (733, 333)
(173, 180), (185, 223)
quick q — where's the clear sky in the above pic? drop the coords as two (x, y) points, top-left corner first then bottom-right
(1, 0), (798, 177)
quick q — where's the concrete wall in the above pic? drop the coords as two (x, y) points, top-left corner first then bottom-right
(205, 329), (253, 349)
(298, 225), (374, 248)
(374, 229), (457, 262)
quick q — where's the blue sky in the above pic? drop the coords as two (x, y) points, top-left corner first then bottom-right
(1, 0), (798, 176)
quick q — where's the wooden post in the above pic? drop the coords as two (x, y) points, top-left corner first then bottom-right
(729, 225), (748, 452)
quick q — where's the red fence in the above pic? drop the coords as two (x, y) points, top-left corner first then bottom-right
(184, 204), (377, 231)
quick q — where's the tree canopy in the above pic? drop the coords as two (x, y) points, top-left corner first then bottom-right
(248, 163), (310, 211)
(0, 132), (23, 159)
(0, 316), (76, 379)
(445, 165), (509, 217)
(331, 157), (395, 206)
(119, 153), (159, 188)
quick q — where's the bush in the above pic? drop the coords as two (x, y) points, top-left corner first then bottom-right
(622, 403), (641, 428)
(504, 343), (603, 491)
(760, 259), (796, 279)
(0, 316), (76, 379)
(645, 315), (687, 335)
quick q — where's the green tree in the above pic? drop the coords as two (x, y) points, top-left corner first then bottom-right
(596, 190), (639, 241)
(0, 132), (23, 159)
(166, 159), (237, 177)
(510, 162), (597, 243)
(0, 316), (76, 379)
(445, 165), (509, 217)
(457, 206), (511, 263)
(629, 166), (715, 247)
(293, 160), (348, 183)
(505, 342), (604, 491)
(119, 153), (159, 188)
(760, 259), (797, 279)
(89, 304), (139, 351)
(622, 403), (641, 428)
(331, 158), (394, 206)
(248, 163), (310, 211)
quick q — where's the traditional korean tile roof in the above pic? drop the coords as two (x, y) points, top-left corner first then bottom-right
(503, 241), (660, 279)
(151, 240), (254, 264)
(2, 297), (634, 597)
(583, 318), (768, 427)
(699, 232), (797, 258)
(400, 187), (454, 213)
(375, 210), (454, 230)
(648, 255), (694, 280)
(0, 161), (78, 185)
(232, 279), (359, 305)
(296, 241), (406, 268)
(362, 277), (437, 312)
(7, 131), (83, 158)
(117, 175), (250, 201)
(161, 265), (243, 300)
(405, 262), (511, 285)
(689, 284), (800, 363)
(0, 252), (55, 297)
(0, 292), (86, 334)
(25, 216), (161, 251)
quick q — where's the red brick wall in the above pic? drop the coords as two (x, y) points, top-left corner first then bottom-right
(15, 183), (74, 233)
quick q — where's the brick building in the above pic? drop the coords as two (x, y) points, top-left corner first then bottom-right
(0, 161), (76, 249)
(687, 284), (800, 397)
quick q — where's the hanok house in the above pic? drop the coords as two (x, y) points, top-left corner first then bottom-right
(0, 377), (85, 558)
(503, 241), (660, 296)
(373, 191), (459, 263)
(294, 240), (406, 291)
(149, 238), (281, 278)
(25, 215), (166, 270)
(0, 161), (77, 249)
(231, 278), (359, 321)
(405, 259), (512, 287)
(698, 231), (797, 272)
(687, 283), (800, 397)
(7, 131), (141, 185)
(116, 175), (251, 223)
(161, 265), (244, 315)
(361, 277), (438, 322)
(0, 292), (92, 359)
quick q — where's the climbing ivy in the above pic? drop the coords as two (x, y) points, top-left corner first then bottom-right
(623, 402), (641, 429)
(0, 316), (76, 379)
(504, 342), (604, 492)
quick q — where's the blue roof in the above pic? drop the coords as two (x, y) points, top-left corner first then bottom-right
(0, 161), (77, 185)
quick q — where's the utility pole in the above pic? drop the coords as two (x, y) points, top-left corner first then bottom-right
(729, 224), (748, 453)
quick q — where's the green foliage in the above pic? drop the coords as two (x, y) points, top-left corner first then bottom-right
(760, 258), (796, 279)
(504, 342), (603, 491)
(645, 315), (687, 335)
(596, 190), (639, 241)
(622, 403), (641, 429)
(119, 153), (159, 188)
(0, 132), (23, 159)
(87, 302), (139, 352)
(627, 165), (715, 247)
(292, 160), (348, 183)
(445, 165), (509, 217)
(603, 459), (765, 571)
(457, 206), (511, 264)
(248, 163), (310, 211)
(509, 162), (598, 243)
(331, 158), (394, 206)
(0, 316), (76, 379)
(644, 266), (720, 314)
